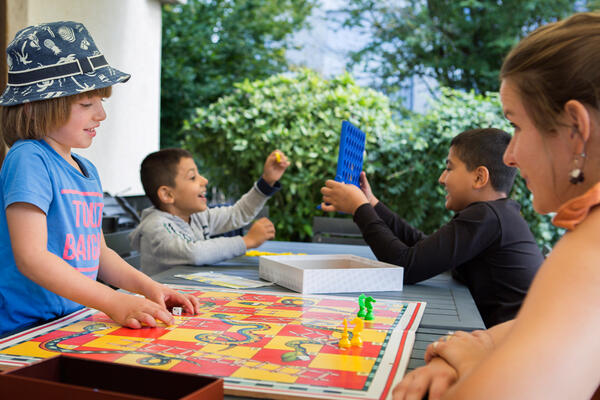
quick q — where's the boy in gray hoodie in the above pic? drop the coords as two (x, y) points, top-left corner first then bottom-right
(130, 148), (289, 276)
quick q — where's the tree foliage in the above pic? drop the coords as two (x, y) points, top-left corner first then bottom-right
(160, 0), (316, 148)
(182, 69), (562, 248)
(343, 0), (579, 96)
(589, 0), (600, 10)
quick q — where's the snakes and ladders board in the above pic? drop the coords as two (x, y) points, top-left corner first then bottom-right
(0, 286), (425, 400)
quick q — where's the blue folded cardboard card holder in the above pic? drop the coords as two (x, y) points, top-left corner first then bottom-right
(318, 121), (366, 211)
(335, 121), (366, 187)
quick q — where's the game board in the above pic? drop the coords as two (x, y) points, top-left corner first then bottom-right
(0, 285), (425, 400)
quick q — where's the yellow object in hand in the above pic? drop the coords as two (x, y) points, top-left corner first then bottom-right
(275, 152), (281, 163)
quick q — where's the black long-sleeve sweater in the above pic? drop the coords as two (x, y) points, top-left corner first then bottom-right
(353, 199), (544, 327)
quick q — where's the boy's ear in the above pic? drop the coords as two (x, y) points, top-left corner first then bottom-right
(157, 185), (175, 205)
(473, 166), (490, 189)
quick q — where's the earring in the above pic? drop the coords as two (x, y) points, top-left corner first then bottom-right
(569, 152), (586, 184)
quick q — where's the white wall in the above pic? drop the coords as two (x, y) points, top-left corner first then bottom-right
(6, 0), (162, 195)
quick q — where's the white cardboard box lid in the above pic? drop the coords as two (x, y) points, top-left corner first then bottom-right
(258, 254), (404, 293)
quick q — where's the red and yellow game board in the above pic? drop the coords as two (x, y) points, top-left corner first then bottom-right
(0, 285), (425, 400)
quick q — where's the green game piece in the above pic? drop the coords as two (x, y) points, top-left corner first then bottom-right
(357, 293), (367, 318)
(364, 296), (376, 321)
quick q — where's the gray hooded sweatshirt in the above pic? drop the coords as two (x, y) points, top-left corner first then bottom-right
(130, 179), (279, 277)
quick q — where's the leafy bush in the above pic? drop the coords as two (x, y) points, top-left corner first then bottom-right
(183, 68), (400, 240)
(183, 71), (562, 248)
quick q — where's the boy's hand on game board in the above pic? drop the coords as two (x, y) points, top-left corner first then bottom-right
(104, 291), (176, 329)
(392, 357), (458, 400)
(262, 150), (290, 186)
(425, 330), (494, 379)
(359, 172), (379, 207)
(320, 179), (369, 214)
(144, 283), (201, 316)
(243, 217), (276, 248)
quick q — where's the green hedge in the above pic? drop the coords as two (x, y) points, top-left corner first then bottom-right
(183, 69), (563, 248)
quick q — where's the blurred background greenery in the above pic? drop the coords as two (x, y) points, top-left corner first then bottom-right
(161, 0), (600, 248)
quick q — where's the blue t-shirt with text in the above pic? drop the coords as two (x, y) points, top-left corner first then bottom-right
(0, 139), (104, 335)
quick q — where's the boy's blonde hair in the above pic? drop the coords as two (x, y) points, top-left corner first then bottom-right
(0, 86), (112, 148)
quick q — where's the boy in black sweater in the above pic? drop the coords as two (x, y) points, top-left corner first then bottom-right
(320, 128), (543, 327)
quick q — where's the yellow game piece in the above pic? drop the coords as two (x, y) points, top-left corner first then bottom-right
(275, 151), (282, 163)
(350, 317), (364, 347)
(245, 250), (307, 257)
(245, 250), (279, 256)
(338, 318), (351, 349)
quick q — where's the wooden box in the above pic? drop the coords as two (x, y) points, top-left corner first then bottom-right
(259, 254), (403, 293)
(0, 355), (223, 400)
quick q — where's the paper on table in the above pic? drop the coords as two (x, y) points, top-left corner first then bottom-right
(174, 271), (274, 289)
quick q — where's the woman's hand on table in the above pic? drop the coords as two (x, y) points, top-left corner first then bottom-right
(425, 330), (494, 378)
(392, 357), (458, 400)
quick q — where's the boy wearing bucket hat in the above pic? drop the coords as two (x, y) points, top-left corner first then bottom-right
(0, 21), (200, 337)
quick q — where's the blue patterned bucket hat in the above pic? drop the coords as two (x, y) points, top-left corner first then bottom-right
(0, 21), (130, 106)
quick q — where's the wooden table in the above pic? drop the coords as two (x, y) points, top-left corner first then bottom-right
(151, 240), (485, 375)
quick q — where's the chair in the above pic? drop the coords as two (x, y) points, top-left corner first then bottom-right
(104, 228), (141, 269)
(121, 194), (152, 216)
(102, 193), (139, 232)
(312, 216), (366, 245)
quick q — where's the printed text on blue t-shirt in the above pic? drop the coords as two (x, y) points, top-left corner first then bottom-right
(62, 198), (103, 262)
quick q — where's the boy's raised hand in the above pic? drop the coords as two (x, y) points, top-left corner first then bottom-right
(262, 150), (290, 186)
(320, 180), (369, 214)
(359, 172), (379, 207)
(243, 217), (276, 249)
